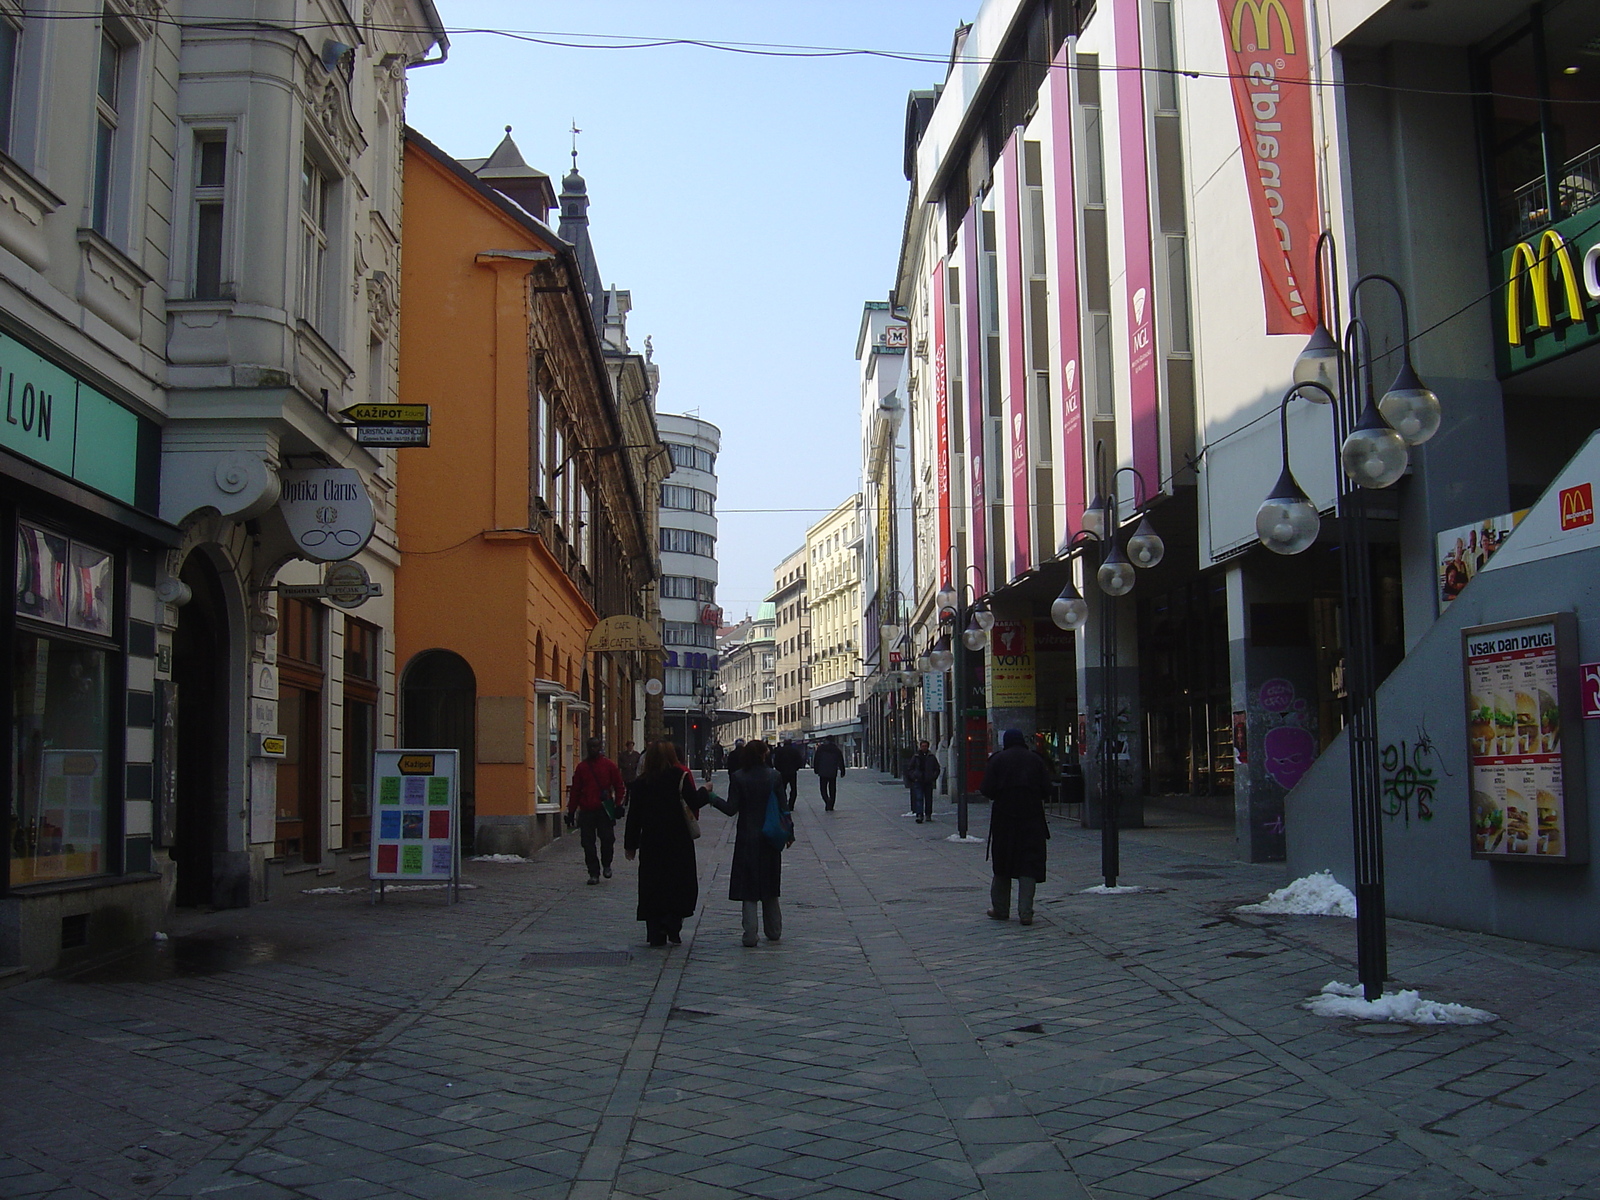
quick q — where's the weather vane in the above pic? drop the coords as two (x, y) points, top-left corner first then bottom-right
(570, 120), (581, 169)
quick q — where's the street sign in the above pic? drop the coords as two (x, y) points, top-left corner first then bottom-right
(343, 403), (430, 424)
(355, 424), (430, 447)
(277, 562), (382, 609)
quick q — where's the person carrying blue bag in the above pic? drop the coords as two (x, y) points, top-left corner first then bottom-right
(703, 739), (790, 947)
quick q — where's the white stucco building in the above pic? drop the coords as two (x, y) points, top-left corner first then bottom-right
(655, 413), (721, 763)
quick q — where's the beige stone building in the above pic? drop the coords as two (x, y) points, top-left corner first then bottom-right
(770, 547), (809, 742)
(805, 496), (863, 759)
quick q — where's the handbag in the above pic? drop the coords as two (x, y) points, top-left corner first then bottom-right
(682, 799), (702, 840)
(761, 789), (795, 851)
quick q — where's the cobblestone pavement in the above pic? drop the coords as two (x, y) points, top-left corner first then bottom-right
(5, 773), (1600, 1200)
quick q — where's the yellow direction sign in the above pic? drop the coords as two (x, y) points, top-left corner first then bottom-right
(343, 403), (430, 424)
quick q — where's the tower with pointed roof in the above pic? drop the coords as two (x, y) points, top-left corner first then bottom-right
(558, 154), (607, 334)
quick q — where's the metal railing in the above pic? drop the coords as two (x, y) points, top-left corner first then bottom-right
(1507, 142), (1600, 240)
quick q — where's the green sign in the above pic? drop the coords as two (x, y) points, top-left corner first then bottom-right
(0, 331), (151, 507)
(1498, 208), (1600, 376)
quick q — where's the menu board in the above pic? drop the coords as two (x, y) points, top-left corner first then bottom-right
(1463, 615), (1587, 863)
(370, 749), (459, 886)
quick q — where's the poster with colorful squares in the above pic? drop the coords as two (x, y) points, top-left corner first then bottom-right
(370, 749), (459, 884)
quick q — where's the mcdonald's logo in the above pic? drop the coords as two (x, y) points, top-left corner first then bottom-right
(1506, 229), (1586, 346)
(1229, 0), (1297, 54)
(1560, 483), (1594, 532)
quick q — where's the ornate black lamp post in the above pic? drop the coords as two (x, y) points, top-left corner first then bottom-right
(1050, 444), (1164, 887)
(933, 565), (989, 839)
(1257, 230), (1441, 1001)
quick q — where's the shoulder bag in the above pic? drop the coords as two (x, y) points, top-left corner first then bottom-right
(761, 779), (795, 851)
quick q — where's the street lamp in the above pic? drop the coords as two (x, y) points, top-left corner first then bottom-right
(1052, 448), (1165, 888)
(939, 563), (989, 840)
(1259, 229), (1442, 1002)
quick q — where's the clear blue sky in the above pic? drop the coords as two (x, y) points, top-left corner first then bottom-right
(407, 2), (975, 618)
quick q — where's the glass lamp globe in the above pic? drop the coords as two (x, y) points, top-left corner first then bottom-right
(1097, 544), (1137, 597)
(935, 584), (958, 619)
(1377, 361), (1441, 446)
(972, 605), (996, 632)
(1051, 583), (1089, 631)
(1293, 324), (1340, 401)
(1255, 466), (1321, 555)
(880, 622), (900, 651)
(927, 636), (955, 672)
(1127, 516), (1164, 568)
(1080, 497), (1108, 539)
(1340, 403), (1409, 489)
(915, 654), (931, 673)
(962, 616), (988, 651)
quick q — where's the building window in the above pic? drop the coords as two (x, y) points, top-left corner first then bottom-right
(11, 525), (118, 887)
(193, 133), (227, 299)
(666, 442), (716, 473)
(665, 621), (716, 648)
(661, 575), (715, 602)
(276, 598), (324, 861)
(660, 527), (715, 557)
(91, 28), (125, 236)
(299, 158), (330, 329)
(0, 17), (18, 156)
(342, 617), (378, 849)
(660, 483), (715, 514)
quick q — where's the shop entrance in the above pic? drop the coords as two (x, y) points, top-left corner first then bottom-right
(401, 651), (476, 854)
(172, 553), (229, 906)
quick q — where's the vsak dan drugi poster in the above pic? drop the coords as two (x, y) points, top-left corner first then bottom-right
(1463, 614), (1587, 864)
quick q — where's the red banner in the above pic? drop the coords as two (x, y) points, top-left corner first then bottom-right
(963, 207), (987, 581)
(933, 261), (952, 588)
(1115, 0), (1161, 493)
(1217, 0), (1318, 334)
(1002, 132), (1032, 579)
(1050, 41), (1085, 537)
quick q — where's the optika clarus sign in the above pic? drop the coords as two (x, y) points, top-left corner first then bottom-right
(277, 468), (375, 563)
(1216, 0), (1318, 335)
(1500, 211), (1600, 375)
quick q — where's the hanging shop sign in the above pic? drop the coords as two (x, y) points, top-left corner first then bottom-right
(342, 402), (430, 448)
(923, 671), (947, 712)
(587, 614), (664, 652)
(1499, 212), (1600, 375)
(371, 748), (461, 897)
(1462, 613), (1588, 863)
(278, 561), (382, 609)
(278, 468), (375, 562)
(0, 330), (156, 509)
(989, 619), (1036, 708)
(1215, 0), (1318, 335)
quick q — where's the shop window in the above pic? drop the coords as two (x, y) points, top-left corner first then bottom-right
(276, 598), (324, 861)
(342, 617), (378, 848)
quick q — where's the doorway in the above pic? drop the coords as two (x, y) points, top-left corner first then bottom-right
(171, 553), (228, 907)
(401, 651), (476, 853)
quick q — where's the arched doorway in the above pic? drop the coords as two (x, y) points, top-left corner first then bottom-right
(401, 651), (476, 854)
(171, 552), (230, 907)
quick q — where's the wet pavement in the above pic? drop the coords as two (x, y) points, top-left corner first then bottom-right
(4, 773), (1600, 1199)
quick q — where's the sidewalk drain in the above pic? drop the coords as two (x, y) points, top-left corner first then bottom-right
(520, 951), (633, 967)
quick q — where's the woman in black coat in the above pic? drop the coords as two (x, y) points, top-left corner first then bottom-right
(979, 729), (1051, 925)
(623, 742), (704, 947)
(704, 740), (786, 947)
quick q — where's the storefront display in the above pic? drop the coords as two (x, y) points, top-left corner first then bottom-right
(370, 749), (459, 893)
(1464, 613), (1588, 863)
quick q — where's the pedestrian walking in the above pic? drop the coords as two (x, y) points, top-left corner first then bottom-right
(903, 739), (940, 823)
(623, 742), (705, 946)
(617, 740), (641, 787)
(771, 739), (803, 809)
(566, 737), (626, 885)
(703, 740), (786, 946)
(980, 729), (1051, 925)
(811, 735), (846, 811)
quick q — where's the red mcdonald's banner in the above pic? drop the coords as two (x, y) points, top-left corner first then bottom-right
(1217, 0), (1318, 335)
(933, 260), (952, 588)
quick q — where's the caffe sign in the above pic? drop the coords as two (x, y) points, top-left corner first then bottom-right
(278, 468), (374, 562)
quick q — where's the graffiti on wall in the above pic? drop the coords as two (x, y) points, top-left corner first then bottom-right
(1381, 726), (1449, 826)
(1256, 677), (1317, 791)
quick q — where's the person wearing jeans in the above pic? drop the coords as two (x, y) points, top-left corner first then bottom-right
(567, 738), (627, 884)
(903, 740), (940, 823)
(704, 740), (786, 947)
(980, 729), (1051, 925)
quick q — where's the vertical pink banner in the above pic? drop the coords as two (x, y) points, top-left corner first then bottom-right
(933, 260), (952, 589)
(1115, 0), (1161, 495)
(1049, 43), (1086, 537)
(962, 206), (987, 586)
(1002, 132), (1032, 579)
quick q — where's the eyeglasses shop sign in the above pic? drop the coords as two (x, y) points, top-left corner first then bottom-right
(278, 469), (375, 562)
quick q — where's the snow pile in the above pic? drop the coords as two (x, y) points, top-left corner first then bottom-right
(1236, 871), (1357, 917)
(1305, 981), (1498, 1025)
(1080, 884), (1149, 895)
(470, 854), (528, 863)
(945, 833), (985, 844)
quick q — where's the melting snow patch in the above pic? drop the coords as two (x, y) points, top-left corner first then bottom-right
(1237, 871), (1356, 917)
(1305, 982), (1498, 1025)
(470, 854), (529, 863)
(945, 834), (985, 844)
(1080, 884), (1149, 895)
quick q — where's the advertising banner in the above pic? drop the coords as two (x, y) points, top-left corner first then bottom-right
(922, 671), (947, 713)
(963, 207), (988, 578)
(371, 749), (461, 890)
(933, 261), (952, 589)
(1002, 132), (1033, 580)
(1436, 509), (1527, 613)
(1463, 614), (1587, 864)
(1499, 210), (1600, 375)
(1215, 0), (1319, 335)
(1050, 41), (1087, 536)
(1114, 0), (1161, 491)
(989, 620), (1037, 708)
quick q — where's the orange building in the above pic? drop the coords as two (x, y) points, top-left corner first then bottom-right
(395, 129), (663, 855)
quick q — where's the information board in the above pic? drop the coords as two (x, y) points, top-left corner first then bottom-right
(370, 749), (460, 894)
(1463, 614), (1587, 864)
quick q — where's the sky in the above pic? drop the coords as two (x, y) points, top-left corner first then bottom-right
(406, 2), (976, 619)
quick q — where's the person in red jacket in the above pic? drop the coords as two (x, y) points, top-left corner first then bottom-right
(567, 738), (627, 885)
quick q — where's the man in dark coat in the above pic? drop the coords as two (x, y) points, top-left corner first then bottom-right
(980, 729), (1051, 924)
(771, 739), (804, 809)
(903, 739), (940, 823)
(811, 735), (846, 811)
